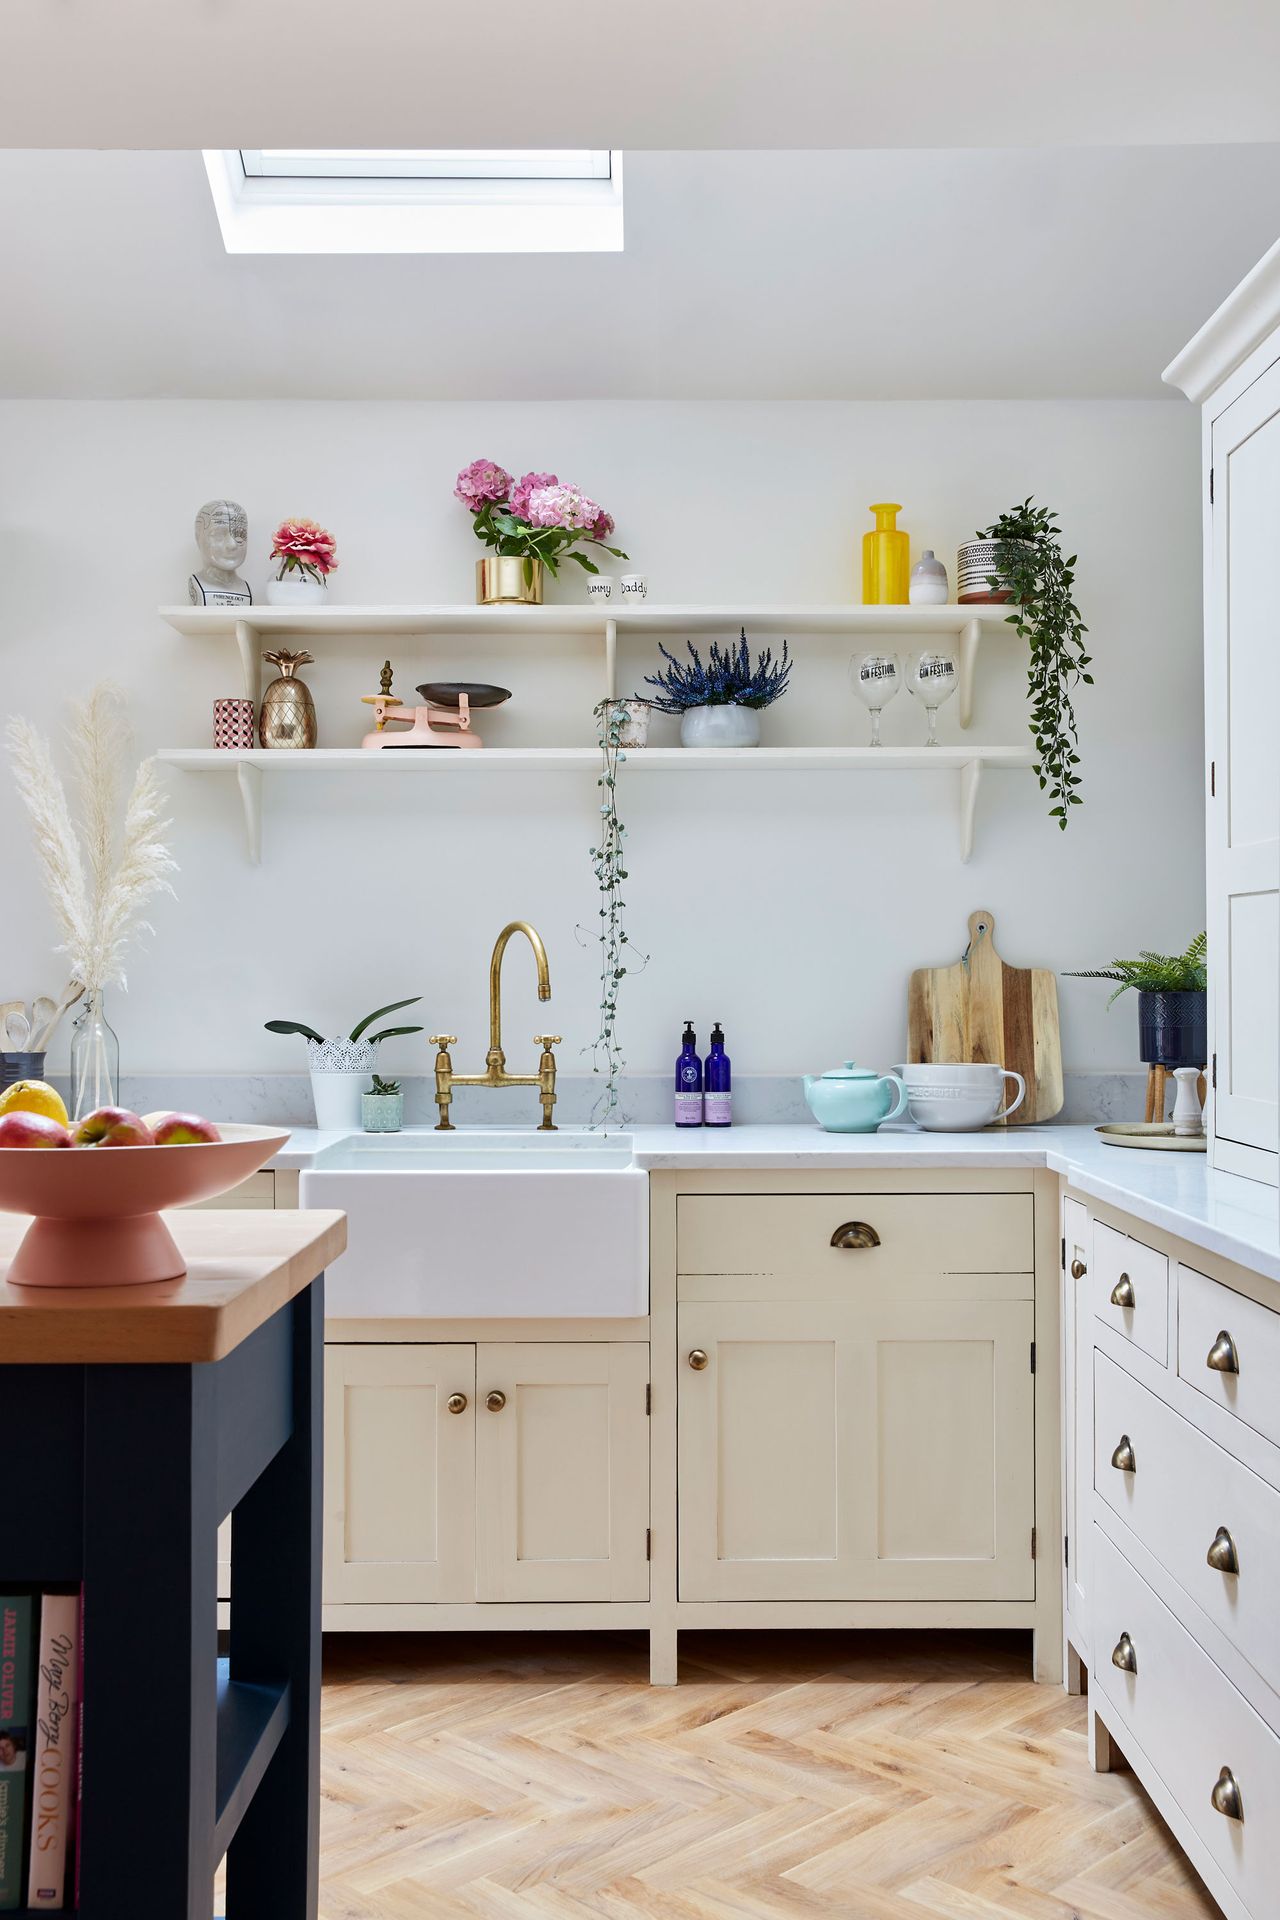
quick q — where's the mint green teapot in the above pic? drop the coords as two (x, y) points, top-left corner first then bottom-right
(803, 1061), (908, 1133)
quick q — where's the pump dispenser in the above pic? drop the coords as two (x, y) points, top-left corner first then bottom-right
(675, 1021), (703, 1127)
(704, 1023), (732, 1127)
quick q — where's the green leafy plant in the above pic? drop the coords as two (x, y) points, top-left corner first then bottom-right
(976, 498), (1092, 828)
(580, 700), (649, 1129)
(264, 996), (423, 1047)
(1067, 932), (1206, 1008)
(367, 1073), (401, 1096)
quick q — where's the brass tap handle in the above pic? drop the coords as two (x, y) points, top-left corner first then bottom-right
(1210, 1766), (1243, 1823)
(1110, 1434), (1136, 1473)
(536, 1035), (560, 1133)
(1110, 1273), (1136, 1309)
(1206, 1525), (1240, 1574)
(429, 1034), (457, 1132)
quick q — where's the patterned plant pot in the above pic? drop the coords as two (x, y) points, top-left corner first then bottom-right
(1137, 990), (1207, 1068)
(361, 1093), (404, 1133)
(308, 1039), (377, 1132)
(213, 698), (255, 748)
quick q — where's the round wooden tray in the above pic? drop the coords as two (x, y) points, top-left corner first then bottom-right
(1096, 1123), (1206, 1153)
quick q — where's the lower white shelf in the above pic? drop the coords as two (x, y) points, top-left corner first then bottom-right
(156, 745), (1037, 864)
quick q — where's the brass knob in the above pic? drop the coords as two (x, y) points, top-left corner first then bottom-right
(687, 1349), (709, 1371)
(1206, 1525), (1239, 1574)
(1206, 1330), (1239, 1375)
(1070, 1258), (1087, 1280)
(485, 1390), (507, 1412)
(1110, 1434), (1136, 1473)
(1110, 1273), (1136, 1309)
(1111, 1632), (1137, 1674)
(446, 1392), (468, 1415)
(1210, 1766), (1243, 1823)
(830, 1221), (881, 1250)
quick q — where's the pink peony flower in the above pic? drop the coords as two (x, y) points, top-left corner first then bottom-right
(270, 517), (338, 574)
(454, 458), (512, 511)
(508, 470), (559, 520)
(525, 483), (604, 532)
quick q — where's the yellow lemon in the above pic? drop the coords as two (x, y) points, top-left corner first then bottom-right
(0, 1079), (70, 1127)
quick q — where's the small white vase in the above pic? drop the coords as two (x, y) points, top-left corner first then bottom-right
(266, 574), (328, 607)
(680, 704), (761, 748)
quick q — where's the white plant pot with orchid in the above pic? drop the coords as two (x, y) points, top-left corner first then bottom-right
(455, 460), (627, 604)
(265, 518), (338, 605)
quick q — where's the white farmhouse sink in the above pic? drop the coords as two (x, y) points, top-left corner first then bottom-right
(299, 1130), (647, 1318)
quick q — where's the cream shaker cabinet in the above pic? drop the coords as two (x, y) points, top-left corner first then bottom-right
(1061, 1195), (1092, 1678)
(323, 1341), (649, 1609)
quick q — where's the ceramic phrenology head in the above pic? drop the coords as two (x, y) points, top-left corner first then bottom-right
(194, 499), (249, 575)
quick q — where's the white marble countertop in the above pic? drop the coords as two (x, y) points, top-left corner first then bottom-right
(270, 1121), (1280, 1285)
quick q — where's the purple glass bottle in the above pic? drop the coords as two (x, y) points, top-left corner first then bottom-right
(674, 1021), (703, 1126)
(704, 1022), (732, 1126)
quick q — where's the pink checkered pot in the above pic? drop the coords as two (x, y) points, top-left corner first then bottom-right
(213, 698), (255, 748)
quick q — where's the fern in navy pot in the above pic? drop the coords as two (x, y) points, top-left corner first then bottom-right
(644, 629), (792, 748)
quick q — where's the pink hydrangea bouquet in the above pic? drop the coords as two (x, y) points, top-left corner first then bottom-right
(269, 517), (339, 585)
(454, 458), (626, 579)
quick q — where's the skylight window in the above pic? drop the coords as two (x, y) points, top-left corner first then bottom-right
(203, 149), (623, 254)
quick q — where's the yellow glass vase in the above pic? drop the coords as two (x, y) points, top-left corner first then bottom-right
(861, 502), (910, 605)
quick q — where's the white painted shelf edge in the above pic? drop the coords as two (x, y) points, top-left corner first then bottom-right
(156, 745), (1036, 867)
(160, 600), (1018, 729)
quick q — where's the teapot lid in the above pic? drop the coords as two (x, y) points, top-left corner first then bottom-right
(817, 1060), (878, 1080)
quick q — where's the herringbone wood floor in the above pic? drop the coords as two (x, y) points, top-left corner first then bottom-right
(306, 1631), (1220, 1919)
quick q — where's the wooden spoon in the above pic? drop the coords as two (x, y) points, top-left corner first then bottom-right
(31, 980), (85, 1052)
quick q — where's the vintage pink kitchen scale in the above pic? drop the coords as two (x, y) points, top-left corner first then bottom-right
(361, 661), (512, 749)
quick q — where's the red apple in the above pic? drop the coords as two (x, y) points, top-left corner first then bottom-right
(71, 1106), (155, 1148)
(148, 1112), (222, 1145)
(0, 1110), (73, 1149)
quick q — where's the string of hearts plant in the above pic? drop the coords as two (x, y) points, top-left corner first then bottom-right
(976, 498), (1092, 829)
(579, 701), (648, 1129)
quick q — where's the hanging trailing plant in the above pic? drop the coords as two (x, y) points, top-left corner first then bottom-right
(579, 700), (648, 1129)
(975, 498), (1092, 829)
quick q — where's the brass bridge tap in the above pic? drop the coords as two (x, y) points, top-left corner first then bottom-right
(432, 923), (559, 1131)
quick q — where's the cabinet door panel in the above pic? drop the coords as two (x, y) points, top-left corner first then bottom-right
(1062, 1197), (1092, 1643)
(679, 1299), (1035, 1602)
(324, 1344), (476, 1604)
(476, 1343), (649, 1602)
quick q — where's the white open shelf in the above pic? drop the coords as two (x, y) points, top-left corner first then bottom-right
(158, 601), (1032, 866)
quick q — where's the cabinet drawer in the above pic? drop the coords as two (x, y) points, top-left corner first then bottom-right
(676, 1193), (1033, 1300)
(1094, 1350), (1280, 1697)
(1092, 1525), (1280, 1918)
(1092, 1221), (1168, 1364)
(1179, 1264), (1280, 1455)
(186, 1169), (276, 1210)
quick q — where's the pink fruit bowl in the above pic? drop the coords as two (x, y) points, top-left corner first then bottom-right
(0, 1123), (290, 1289)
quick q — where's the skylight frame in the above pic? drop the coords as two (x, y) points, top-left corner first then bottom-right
(203, 149), (624, 254)
(239, 150), (612, 183)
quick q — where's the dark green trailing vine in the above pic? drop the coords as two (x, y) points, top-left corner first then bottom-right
(976, 498), (1091, 829)
(581, 700), (648, 1129)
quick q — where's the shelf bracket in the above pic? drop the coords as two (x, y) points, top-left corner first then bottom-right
(234, 618), (260, 705)
(958, 757), (981, 863)
(604, 618), (617, 702)
(957, 616), (981, 730)
(236, 761), (263, 865)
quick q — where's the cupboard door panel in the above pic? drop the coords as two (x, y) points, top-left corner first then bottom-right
(1063, 1197), (1092, 1643)
(323, 1344), (476, 1605)
(476, 1343), (649, 1603)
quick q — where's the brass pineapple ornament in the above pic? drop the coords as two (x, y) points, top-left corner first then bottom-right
(259, 648), (317, 749)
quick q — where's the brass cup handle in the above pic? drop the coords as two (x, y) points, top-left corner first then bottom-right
(446, 1392), (468, 1415)
(1207, 1329), (1240, 1375)
(1210, 1765), (1243, 1823)
(485, 1390), (507, 1412)
(1111, 1434), (1136, 1473)
(1110, 1273), (1136, 1309)
(687, 1349), (710, 1371)
(1111, 1632), (1137, 1674)
(1206, 1526), (1240, 1574)
(1070, 1258), (1087, 1280)
(830, 1221), (882, 1250)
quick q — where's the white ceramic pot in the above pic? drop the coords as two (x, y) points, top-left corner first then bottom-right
(680, 704), (761, 749)
(307, 1038), (377, 1131)
(893, 1061), (1026, 1131)
(266, 574), (328, 606)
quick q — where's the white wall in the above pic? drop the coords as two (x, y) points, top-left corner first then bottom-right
(0, 398), (1203, 1086)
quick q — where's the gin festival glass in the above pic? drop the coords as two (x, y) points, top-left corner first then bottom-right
(906, 651), (958, 747)
(850, 652), (901, 747)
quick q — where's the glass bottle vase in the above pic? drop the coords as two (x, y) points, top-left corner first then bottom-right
(70, 989), (120, 1120)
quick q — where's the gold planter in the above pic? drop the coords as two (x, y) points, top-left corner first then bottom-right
(259, 648), (318, 749)
(476, 555), (543, 606)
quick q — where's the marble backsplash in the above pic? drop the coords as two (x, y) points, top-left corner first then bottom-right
(81, 1070), (1151, 1130)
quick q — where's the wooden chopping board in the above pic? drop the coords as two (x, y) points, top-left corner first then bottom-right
(907, 909), (1063, 1126)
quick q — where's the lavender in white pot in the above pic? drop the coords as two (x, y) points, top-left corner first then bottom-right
(644, 629), (792, 749)
(265, 997), (423, 1132)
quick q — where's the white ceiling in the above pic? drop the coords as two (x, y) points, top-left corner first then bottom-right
(5, 0), (1280, 150)
(3, 147), (1279, 400)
